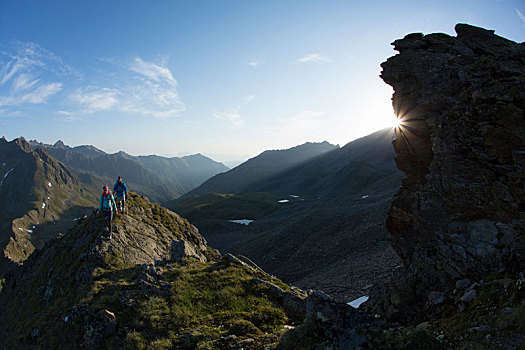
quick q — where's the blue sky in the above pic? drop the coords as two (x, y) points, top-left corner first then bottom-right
(1, 0), (524, 163)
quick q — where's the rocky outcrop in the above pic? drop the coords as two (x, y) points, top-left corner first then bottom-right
(371, 23), (525, 322)
(0, 192), (216, 347)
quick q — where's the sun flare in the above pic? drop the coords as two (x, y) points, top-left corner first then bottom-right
(392, 117), (402, 128)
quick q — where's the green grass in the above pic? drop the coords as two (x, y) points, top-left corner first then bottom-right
(118, 259), (289, 349)
(0, 190), (296, 349)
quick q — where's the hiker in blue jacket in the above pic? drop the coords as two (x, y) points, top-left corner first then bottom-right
(98, 185), (117, 237)
(113, 176), (128, 214)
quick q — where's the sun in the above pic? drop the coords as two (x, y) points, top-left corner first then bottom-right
(392, 116), (402, 128)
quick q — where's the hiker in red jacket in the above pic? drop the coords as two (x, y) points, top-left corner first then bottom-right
(98, 185), (118, 238)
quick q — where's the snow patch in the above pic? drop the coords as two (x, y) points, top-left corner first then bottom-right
(278, 199), (290, 203)
(48, 182), (52, 187)
(42, 202), (46, 209)
(229, 219), (254, 225)
(26, 229), (33, 233)
(290, 195), (300, 198)
(1, 168), (14, 187)
(361, 195), (369, 199)
(347, 295), (369, 309)
(2, 162), (5, 166)
(32, 225), (36, 229)
(18, 228), (23, 231)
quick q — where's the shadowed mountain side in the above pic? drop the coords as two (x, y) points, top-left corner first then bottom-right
(0, 137), (97, 274)
(248, 128), (399, 197)
(202, 179), (403, 303)
(184, 141), (338, 196)
(169, 128), (404, 302)
(38, 148), (183, 202)
(136, 153), (229, 195)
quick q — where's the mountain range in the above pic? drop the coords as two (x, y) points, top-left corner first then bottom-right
(29, 139), (229, 203)
(185, 141), (338, 196)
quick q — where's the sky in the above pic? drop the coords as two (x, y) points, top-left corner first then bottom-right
(0, 0), (524, 164)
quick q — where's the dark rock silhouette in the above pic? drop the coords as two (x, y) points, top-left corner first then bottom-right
(364, 23), (525, 344)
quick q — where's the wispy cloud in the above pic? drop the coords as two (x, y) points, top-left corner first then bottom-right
(247, 59), (265, 68)
(517, 9), (525, 27)
(213, 108), (243, 128)
(296, 53), (333, 64)
(0, 42), (184, 119)
(0, 42), (67, 107)
(0, 82), (62, 106)
(212, 94), (255, 128)
(112, 56), (184, 118)
(67, 56), (185, 119)
(69, 87), (120, 113)
(129, 57), (177, 86)
(270, 110), (324, 138)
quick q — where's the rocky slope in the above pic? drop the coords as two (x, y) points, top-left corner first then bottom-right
(364, 23), (524, 348)
(0, 193), (317, 349)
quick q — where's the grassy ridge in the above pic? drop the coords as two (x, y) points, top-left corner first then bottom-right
(0, 192), (302, 349)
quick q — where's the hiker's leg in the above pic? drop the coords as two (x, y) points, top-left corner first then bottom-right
(107, 210), (113, 238)
(104, 210), (112, 231)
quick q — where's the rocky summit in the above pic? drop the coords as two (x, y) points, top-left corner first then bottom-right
(364, 23), (525, 347)
(0, 192), (320, 349)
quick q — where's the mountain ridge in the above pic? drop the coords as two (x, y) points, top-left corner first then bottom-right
(0, 192), (316, 349)
(0, 137), (96, 273)
(182, 141), (339, 197)
(27, 138), (230, 202)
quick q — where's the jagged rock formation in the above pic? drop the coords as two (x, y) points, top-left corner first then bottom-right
(368, 23), (525, 331)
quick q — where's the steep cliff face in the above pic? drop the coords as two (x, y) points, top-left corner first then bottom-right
(373, 24), (525, 322)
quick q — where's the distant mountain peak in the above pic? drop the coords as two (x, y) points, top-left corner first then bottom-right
(53, 140), (67, 148)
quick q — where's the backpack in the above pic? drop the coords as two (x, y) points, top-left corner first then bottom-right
(115, 181), (126, 194)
